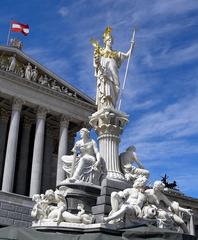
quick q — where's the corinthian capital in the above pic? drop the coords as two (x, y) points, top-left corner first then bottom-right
(12, 98), (24, 112)
(60, 115), (70, 128)
(37, 106), (48, 119)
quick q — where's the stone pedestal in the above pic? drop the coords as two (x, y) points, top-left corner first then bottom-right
(89, 107), (128, 180)
(92, 178), (131, 223)
(57, 182), (101, 214)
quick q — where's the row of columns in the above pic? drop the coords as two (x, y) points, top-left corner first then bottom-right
(0, 98), (71, 197)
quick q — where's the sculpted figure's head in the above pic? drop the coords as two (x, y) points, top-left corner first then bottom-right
(32, 194), (41, 202)
(126, 145), (136, 153)
(153, 181), (165, 192)
(103, 26), (113, 46)
(133, 176), (147, 189)
(45, 189), (55, 201)
(80, 128), (90, 138)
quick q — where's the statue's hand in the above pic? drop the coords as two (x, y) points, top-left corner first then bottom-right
(186, 209), (193, 216)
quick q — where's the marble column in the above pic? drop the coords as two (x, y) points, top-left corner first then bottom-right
(15, 116), (32, 195)
(89, 107), (128, 180)
(2, 98), (22, 192)
(0, 108), (9, 187)
(29, 107), (47, 197)
(98, 134), (120, 177)
(56, 116), (69, 185)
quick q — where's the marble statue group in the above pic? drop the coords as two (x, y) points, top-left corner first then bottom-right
(31, 27), (194, 236)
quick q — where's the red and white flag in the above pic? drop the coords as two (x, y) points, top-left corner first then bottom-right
(11, 21), (30, 36)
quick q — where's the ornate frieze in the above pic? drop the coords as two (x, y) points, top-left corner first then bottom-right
(0, 51), (81, 100)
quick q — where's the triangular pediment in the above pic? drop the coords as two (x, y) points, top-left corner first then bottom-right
(0, 45), (95, 106)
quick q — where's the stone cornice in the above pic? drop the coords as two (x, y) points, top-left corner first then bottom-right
(0, 69), (96, 112)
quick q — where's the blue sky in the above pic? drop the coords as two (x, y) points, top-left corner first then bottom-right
(0, 0), (198, 197)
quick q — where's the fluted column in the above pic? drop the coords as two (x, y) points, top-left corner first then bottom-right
(15, 116), (32, 195)
(0, 108), (9, 187)
(56, 116), (69, 185)
(2, 98), (22, 192)
(98, 134), (120, 176)
(29, 107), (47, 197)
(89, 107), (128, 180)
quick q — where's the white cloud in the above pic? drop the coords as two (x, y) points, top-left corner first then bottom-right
(142, 42), (198, 70)
(125, 94), (198, 143)
(58, 7), (69, 17)
(152, 0), (198, 15)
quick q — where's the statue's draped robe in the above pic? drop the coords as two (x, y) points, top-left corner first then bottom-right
(95, 51), (127, 109)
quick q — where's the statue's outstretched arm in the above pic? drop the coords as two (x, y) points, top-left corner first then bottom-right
(121, 40), (135, 58)
(133, 152), (144, 169)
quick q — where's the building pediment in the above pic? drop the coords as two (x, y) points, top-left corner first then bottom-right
(0, 45), (95, 106)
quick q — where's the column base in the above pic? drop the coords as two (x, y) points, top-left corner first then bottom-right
(106, 171), (125, 181)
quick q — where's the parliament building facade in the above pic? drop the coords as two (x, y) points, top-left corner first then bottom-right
(0, 41), (197, 237)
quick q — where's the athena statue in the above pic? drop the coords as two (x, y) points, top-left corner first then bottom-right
(91, 27), (134, 110)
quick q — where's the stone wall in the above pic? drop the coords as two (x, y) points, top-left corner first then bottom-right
(0, 191), (33, 227)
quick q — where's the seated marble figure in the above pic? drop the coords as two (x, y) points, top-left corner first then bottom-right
(61, 128), (102, 185)
(120, 146), (149, 182)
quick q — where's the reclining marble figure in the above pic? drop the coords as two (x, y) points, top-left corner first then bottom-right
(145, 181), (193, 233)
(31, 188), (94, 224)
(104, 179), (193, 234)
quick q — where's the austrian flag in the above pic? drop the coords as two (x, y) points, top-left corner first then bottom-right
(11, 21), (30, 36)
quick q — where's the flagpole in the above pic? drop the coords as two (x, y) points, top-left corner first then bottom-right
(118, 29), (135, 111)
(6, 21), (12, 46)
